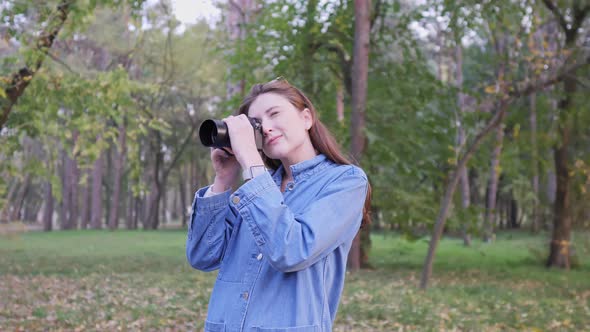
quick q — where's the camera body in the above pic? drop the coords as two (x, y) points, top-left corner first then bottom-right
(199, 118), (263, 150)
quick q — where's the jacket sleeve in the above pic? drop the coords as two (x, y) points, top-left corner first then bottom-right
(231, 166), (368, 273)
(185, 186), (236, 271)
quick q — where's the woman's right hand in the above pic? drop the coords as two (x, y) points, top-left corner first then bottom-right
(211, 148), (241, 193)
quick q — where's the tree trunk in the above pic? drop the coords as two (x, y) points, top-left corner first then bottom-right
(146, 177), (161, 230)
(133, 192), (141, 230)
(301, 0), (318, 94)
(336, 82), (344, 123)
(141, 94), (201, 230)
(90, 152), (104, 229)
(347, 0), (371, 272)
(179, 166), (188, 228)
(530, 92), (540, 233)
(509, 194), (519, 229)
(498, 192), (505, 230)
(547, 78), (574, 268)
(126, 184), (135, 229)
(528, 19), (546, 234)
(57, 156), (65, 228)
(68, 131), (80, 229)
(23, 186), (44, 223)
(80, 170), (91, 229)
(483, 119), (505, 242)
(61, 150), (73, 229)
(172, 181), (179, 221)
(469, 169), (480, 205)
(226, 0), (254, 99)
(23, 197), (42, 223)
(190, 149), (197, 190)
(455, 44), (471, 246)
(548, 127), (572, 268)
(1, 180), (18, 222)
(542, 1), (585, 269)
(421, 104), (507, 289)
(42, 181), (54, 231)
(482, 31), (508, 242)
(104, 146), (113, 228)
(145, 134), (163, 229)
(10, 174), (31, 222)
(108, 121), (126, 231)
(160, 178), (167, 225)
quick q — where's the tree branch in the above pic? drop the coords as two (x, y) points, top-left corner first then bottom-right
(571, 2), (589, 34)
(0, 1), (72, 131)
(420, 102), (508, 289)
(370, 0), (383, 31)
(420, 51), (588, 289)
(47, 51), (78, 75)
(541, 0), (569, 32)
(228, 0), (246, 19)
(509, 57), (589, 99)
(321, 43), (352, 95)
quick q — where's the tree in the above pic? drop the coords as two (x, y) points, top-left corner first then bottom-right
(0, 0), (146, 130)
(1, 0), (224, 231)
(347, 0), (372, 272)
(1, 1), (149, 230)
(135, 4), (225, 229)
(0, 2), (71, 131)
(419, 0), (588, 289)
(454, 44), (473, 246)
(90, 148), (104, 229)
(108, 120), (127, 230)
(542, 0), (588, 269)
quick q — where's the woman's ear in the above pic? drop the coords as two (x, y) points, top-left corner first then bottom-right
(302, 108), (312, 130)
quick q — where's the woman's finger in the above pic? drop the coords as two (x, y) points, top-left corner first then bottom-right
(220, 147), (235, 156)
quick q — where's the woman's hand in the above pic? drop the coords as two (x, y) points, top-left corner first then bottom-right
(223, 115), (265, 171)
(210, 148), (240, 192)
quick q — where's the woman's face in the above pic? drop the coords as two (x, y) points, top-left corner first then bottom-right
(248, 92), (315, 165)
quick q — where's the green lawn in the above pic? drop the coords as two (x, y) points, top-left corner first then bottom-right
(0, 229), (588, 331)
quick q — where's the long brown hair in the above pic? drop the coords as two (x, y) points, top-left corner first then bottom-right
(236, 77), (371, 227)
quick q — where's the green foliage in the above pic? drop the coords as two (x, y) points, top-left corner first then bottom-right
(220, 0), (457, 229)
(366, 26), (456, 228)
(0, 0), (226, 212)
(222, 0), (353, 113)
(1, 0), (588, 237)
(216, 0), (590, 236)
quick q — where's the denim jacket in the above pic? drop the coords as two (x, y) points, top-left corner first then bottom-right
(186, 154), (368, 332)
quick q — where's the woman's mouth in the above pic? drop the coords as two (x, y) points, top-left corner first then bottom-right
(266, 135), (282, 145)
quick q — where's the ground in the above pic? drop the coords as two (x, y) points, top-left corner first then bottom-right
(0, 229), (588, 331)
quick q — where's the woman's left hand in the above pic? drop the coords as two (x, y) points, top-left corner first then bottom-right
(223, 114), (265, 170)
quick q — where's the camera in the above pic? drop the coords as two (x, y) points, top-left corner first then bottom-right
(199, 118), (263, 150)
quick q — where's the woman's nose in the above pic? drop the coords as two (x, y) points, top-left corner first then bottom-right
(262, 123), (273, 136)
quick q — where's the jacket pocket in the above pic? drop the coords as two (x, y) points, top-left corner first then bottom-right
(255, 325), (320, 332)
(204, 320), (226, 332)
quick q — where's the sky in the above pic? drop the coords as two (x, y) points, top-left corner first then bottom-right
(171, 0), (221, 25)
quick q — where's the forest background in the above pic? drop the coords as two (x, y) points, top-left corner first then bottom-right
(0, 0), (589, 330)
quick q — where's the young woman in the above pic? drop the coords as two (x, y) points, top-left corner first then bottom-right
(186, 78), (370, 332)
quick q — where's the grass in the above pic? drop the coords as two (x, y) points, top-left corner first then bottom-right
(0, 229), (589, 331)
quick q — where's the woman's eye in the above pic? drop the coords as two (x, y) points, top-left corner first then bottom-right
(270, 111), (279, 117)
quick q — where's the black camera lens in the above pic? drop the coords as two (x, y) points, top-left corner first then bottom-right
(199, 118), (263, 150)
(199, 119), (230, 148)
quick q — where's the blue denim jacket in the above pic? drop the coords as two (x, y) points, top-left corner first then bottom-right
(186, 154), (368, 332)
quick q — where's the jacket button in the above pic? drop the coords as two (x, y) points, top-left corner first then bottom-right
(242, 292), (249, 300)
(256, 253), (263, 260)
(232, 196), (240, 204)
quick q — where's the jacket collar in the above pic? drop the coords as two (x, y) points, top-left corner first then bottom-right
(271, 154), (331, 185)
